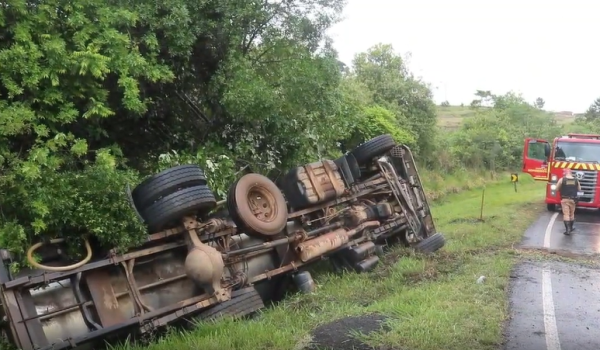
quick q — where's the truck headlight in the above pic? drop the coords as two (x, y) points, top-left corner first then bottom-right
(551, 175), (557, 182)
(550, 184), (557, 190)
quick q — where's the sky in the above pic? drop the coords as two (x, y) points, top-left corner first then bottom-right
(327, 0), (599, 113)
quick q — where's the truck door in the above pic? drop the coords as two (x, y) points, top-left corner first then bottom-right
(522, 138), (550, 181)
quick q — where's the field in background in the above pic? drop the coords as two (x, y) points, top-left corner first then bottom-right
(437, 105), (581, 130)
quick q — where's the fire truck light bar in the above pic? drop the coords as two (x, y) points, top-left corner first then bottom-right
(565, 133), (600, 139)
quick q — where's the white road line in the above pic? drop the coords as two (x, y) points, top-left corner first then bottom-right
(542, 214), (561, 350)
(543, 212), (559, 249)
(542, 268), (561, 350)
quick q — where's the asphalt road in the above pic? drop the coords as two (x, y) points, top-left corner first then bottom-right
(504, 209), (600, 350)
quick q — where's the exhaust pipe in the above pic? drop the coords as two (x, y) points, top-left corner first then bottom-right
(296, 221), (380, 262)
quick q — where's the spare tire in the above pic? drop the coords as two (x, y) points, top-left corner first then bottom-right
(227, 173), (288, 238)
(132, 165), (207, 212)
(143, 185), (216, 233)
(350, 134), (396, 166)
(414, 233), (446, 253)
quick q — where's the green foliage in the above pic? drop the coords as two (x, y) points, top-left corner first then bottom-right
(349, 44), (438, 156)
(440, 91), (565, 171)
(155, 145), (237, 200)
(0, 151), (146, 261)
(347, 105), (416, 149)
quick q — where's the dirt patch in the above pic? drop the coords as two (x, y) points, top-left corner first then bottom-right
(513, 247), (600, 267)
(306, 314), (391, 350)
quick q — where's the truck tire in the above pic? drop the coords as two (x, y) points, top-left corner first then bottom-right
(350, 134), (396, 166)
(414, 233), (446, 253)
(227, 173), (288, 238)
(132, 165), (207, 212)
(143, 185), (216, 232)
(197, 287), (264, 321)
(547, 204), (556, 212)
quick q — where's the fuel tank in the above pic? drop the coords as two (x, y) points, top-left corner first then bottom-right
(281, 159), (346, 208)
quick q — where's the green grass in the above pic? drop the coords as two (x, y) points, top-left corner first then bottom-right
(114, 176), (547, 350)
(420, 167), (508, 201)
(436, 105), (578, 130)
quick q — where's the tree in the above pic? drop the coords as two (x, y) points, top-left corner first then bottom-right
(471, 90), (493, 107)
(535, 97), (546, 109)
(584, 98), (600, 121)
(350, 43), (438, 157)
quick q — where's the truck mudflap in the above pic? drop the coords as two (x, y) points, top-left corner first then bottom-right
(0, 134), (444, 350)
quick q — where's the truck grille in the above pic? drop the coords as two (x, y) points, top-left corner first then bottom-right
(574, 170), (598, 202)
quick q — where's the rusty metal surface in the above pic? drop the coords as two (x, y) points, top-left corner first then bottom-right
(86, 270), (126, 327)
(2, 288), (34, 350)
(391, 144), (437, 237)
(296, 229), (350, 262)
(287, 180), (387, 219)
(4, 241), (186, 290)
(292, 160), (346, 206)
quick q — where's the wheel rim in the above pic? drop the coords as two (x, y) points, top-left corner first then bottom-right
(247, 185), (278, 224)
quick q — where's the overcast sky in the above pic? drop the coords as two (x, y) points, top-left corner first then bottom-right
(327, 0), (598, 113)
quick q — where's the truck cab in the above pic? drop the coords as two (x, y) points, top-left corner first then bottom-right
(523, 133), (600, 211)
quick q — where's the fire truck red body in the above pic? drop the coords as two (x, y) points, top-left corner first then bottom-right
(522, 133), (600, 211)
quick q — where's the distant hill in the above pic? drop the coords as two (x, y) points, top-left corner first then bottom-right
(436, 105), (580, 130)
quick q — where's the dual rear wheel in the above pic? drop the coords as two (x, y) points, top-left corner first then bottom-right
(132, 166), (288, 237)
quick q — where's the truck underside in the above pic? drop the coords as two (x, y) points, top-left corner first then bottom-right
(0, 135), (445, 350)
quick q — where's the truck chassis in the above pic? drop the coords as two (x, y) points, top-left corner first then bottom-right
(0, 135), (445, 350)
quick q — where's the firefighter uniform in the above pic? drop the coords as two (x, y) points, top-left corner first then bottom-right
(555, 169), (581, 235)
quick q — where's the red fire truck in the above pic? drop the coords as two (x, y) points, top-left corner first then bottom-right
(522, 133), (600, 211)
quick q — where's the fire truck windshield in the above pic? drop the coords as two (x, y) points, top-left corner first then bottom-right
(554, 141), (600, 163)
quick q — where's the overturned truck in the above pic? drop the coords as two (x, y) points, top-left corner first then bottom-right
(0, 135), (445, 350)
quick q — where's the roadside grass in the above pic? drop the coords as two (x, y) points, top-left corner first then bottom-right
(114, 176), (546, 350)
(420, 168), (506, 201)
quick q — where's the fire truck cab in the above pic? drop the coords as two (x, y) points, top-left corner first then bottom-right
(522, 133), (600, 211)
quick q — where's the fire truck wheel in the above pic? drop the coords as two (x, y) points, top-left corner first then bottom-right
(547, 204), (556, 212)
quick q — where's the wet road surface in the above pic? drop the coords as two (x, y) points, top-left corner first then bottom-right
(505, 209), (600, 350)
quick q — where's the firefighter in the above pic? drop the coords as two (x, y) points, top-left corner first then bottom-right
(555, 168), (581, 235)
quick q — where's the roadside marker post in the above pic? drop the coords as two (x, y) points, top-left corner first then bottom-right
(511, 173), (519, 192)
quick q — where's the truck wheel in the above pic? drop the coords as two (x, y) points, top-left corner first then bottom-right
(547, 204), (556, 212)
(227, 173), (288, 238)
(350, 134), (396, 166)
(197, 286), (264, 321)
(414, 233), (446, 253)
(143, 185), (216, 232)
(132, 165), (207, 212)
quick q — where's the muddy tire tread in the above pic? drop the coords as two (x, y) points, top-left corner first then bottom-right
(414, 233), (446, 253)
(143, 185), (216, 232)
(350, 134), (397, 166)
(132, 165), (207, 211)
(198, 287), (264, 321)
